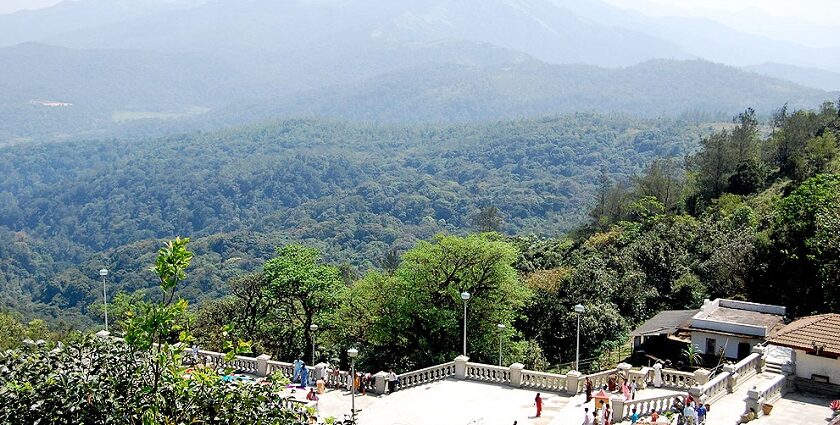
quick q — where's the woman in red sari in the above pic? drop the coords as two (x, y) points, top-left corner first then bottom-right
(535, 393), (543, 417)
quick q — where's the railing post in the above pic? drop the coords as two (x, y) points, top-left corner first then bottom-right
(751, 346), (766, 373)
(693, 368), (711, 386)
(256, 354), (271, 377)
(746, 387), (765, 418)
(566, 370), (582, 395)
(509, 363), (524, 387)
(611, 395), (626, 423)
(689, 384), (705, 406)
(454, 356), (469, 380)
(723, 364), (738, 393)
(617, 362), (632, 381)
(373, 371), (388, 395)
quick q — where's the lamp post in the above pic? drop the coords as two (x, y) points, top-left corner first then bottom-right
(497, 323), (506, 366)
(347, 348), (358, 421)
(460, 291), (471, 356)
(100, 268), (109, 332)
(574, 303), (585, 371)
(309, 324), (319, 365)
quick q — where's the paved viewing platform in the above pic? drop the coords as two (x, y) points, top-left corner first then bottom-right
(165, 336), (836, 425)
(313, 378), (683, 425)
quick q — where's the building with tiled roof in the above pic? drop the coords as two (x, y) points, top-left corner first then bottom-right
(769, 314), (840, 389)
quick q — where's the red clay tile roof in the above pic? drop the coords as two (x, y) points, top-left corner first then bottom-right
(768, 314), (840, 356)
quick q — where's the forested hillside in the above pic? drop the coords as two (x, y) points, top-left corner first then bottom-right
(0, 114), (704, 326)
(184, 102), (840, 372)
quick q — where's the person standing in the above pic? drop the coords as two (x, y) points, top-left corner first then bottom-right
(630, 408), (640, 424)
(388, 369), (398, 393)
(683, 402), (697, 425)
(585, 377), (594, 402)
(582, 407), (592, 425)
(650, 409), (659, 422)
(535, 393), (543, 417)
(696, 403), (707, 424)
(630, 379), (637, 400)
(604, 404), (612, 425)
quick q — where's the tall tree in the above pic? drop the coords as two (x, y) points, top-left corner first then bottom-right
(263, 245), (344, 362)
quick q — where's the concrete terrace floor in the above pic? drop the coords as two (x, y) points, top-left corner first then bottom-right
(313, 379), (684, 425)
(752, 392), (835, 425)
(703, 372), (779, 424)
(316, 378), (571, 425)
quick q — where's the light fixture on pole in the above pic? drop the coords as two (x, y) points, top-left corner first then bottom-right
(347, 348), (359, 421)
(574, 303), (586, 371)
(496, 323), (506, 366)
(309, 324), (319, 365)
(460, 291), (471, 356)
(99, 268), (109, 332)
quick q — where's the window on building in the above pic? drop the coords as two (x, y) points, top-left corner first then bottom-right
(705, 338), (716, 355)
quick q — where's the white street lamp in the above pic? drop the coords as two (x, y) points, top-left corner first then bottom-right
(309, 324), (319, 366)
(460, 292), (471, 356)
(574, 303), (586, 371)
(497, 323), (506, 366)
(347, 348), (359, 421)
(100, 268), (109, 332)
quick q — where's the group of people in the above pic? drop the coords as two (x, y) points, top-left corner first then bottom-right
(584, 375), (640, 403)
(625, 395), (707, 424)
(580, 404), (613, 425)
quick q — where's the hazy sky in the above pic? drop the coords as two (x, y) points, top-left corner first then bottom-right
(1, 0), (838, 46)
(604, 0), (840, 23)
(0, 0), (63, 14)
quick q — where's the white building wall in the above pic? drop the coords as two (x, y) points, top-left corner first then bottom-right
(691, 331), (760, 359)
(794, 349), (840, 384)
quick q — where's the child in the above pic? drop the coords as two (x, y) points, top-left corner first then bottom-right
(630, 408), (639, 424)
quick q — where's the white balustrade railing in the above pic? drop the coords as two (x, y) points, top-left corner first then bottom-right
(757, 374), (786, 404)
(466, 363), (511, 383)
(660, 369), (695, 389)
(266, 360), (295, 378)
(583, 369), (616, 391)
(732, 353), (761, 387)
(521, 370), (567, 392)
(620, 394), (680, 419)
(195, 349), (258, 375)
(700, 371), (730, 404)
(398, 362), (455, 390)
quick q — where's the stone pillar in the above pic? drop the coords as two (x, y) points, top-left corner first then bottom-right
(509, 363), (525, 387)
(256, 354), (272, 377)
(610, 395), (626, 423)
(454, 355), (469, 379)
(694, 368), (712, 386)
(629, 367), (650, 389)
(723, 365), (738, 393)
(373, 371), (388, 395)
(617, 362), (632, 379)
(746, 386), (765, 418)
(566, 370), (582, 395)
(689, 384), (706, 406)
(751, 345), (766, 373)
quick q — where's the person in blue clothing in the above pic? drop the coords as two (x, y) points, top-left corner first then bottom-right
(696, 403), (707, 424)
(630, 408), (640, 424)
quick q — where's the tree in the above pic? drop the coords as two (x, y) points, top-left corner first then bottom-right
(472, 205), (503, 233)
(263, 245), (344, 362)
(337, 234), (529, 370)
(758, 174), (840, 315)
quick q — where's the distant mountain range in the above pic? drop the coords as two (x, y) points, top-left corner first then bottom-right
(0, 0), (837, 142)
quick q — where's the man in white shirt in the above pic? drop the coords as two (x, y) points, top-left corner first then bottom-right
(583, 407), (593, 425)
(683, 402), (697, 425)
